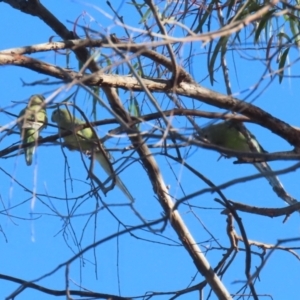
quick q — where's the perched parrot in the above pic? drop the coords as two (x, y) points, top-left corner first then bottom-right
(201, 121), (298, 207)
(18, 94), (48, 166)
(51, 108), (134, 202)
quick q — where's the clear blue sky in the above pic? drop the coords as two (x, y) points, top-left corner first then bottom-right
(1, 1), (300, 299)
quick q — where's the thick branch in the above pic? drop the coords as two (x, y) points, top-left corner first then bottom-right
(2, 52), (300, 149)
(104, 88), (232, 299)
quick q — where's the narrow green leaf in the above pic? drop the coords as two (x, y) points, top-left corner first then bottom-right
(139, 7), (152, 24)
(193, 1), (215, 34)
(233, 1), (262, 22)
(208, 37), (228, 85)
(254, 10), (276, 44)
(287, 14), (300, 46)
(278, 48), (289, 83)
(277, 32), (292, 42)
(226, 0), (236, 19)
(128, 96), (140, 129)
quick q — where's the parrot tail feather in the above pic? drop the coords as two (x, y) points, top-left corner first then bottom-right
(115, 177), (135, 203)
(25, 147), (35, 165)
(24, 135), (36, 166)
(254, 162), (299, 207)
(95, 152), (134, 202)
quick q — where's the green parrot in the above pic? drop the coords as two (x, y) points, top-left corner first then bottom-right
(18, 94), (48, 166)
(201, 121), (298, 207)
(51, 108), (134, 202)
